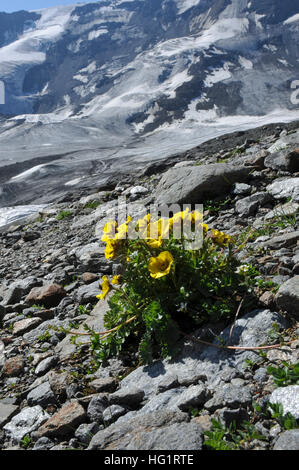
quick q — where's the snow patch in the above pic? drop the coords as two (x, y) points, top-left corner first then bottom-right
(79, 62), (97, 74)
(88, 29), (109, 40)
(278, 59), (288, 66)
(254, 14), (265, 29)
(204, 65), (231, 87)
(74, 74), (89, 84)
(239, 56), (253, 70)
(284, 14), (299, 25)
(175, 0), (201, 15)
(152, 18), (249, 58)
(65, 177), (83, 186)
(0, 205), (47, 229)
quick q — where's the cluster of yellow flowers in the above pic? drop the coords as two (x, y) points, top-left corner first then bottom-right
(97, 209), (234, 299)
(101, 217), (133, 259)
(101, 209), (206, 257)
(96, 274), (121, 300)
(210, 229), (233, 247)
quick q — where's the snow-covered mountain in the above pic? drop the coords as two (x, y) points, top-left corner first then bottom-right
(0, 0), (299, 214)
(1, 0), (299, 121)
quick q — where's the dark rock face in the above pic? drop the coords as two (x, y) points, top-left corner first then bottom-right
(0, 11), (41, 48)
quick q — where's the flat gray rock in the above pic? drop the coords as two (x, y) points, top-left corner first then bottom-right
(120, 310), (289, 399)
(103, 405), (127, 425)
(264, 202), (299, 221)
(13, 317), (43, 336)
(109, 387), (145, 407)
(88, 409), (203, 450)
(0, 403), (19, 428)
(261, 232), (299, 250)
(54, 299), (109, 360)
(204, 384), (252, 412)
(274, 429), (299, 450)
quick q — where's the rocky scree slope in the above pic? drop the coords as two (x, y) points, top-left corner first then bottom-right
(0, 123), (299, 450)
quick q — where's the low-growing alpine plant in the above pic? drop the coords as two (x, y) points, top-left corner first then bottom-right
(89, 209), (259, 365)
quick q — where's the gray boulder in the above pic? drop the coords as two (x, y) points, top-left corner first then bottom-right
(154, 164), (252, 205)
(267, 178), (299, 202)
(75, 244), (112, 274)
(3, 406), (49, 443)
(275, 276), (299, 318)
(75, 422), (100, 445)
(35, 356), (58, 377)
(204, 384), (252, 412)
(109, 387), (145, 407)
(264, 149), (299, 172)
(261, 232), (299, 250)
(87, 394), (109, 423)
(75, 281), (101, 304)
(27, 382), (56, 408)
(269, 385), (299, 419)
(235, 192), (272, 216)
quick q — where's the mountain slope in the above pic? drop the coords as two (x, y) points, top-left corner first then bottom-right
(0, 0), (298, 211)
(1, 1), (299, 124)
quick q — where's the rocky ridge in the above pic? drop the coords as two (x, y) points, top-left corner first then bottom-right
(0, 122), (299, 450)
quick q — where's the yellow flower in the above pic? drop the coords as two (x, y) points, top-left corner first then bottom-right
(148, 251), (174, 279)
(97, 275), (111, 300)
(115, 216), (133, 240)
(147, 218), (171, 240)
(104, 239), (119, 260)
(201, 223), (209, 233)
(116, 222), (129, 240)
(111, 275), (121, 285)
(172, 208), (190, 225)
(137, 218), (149, 238)
(190, 211), (203, 224)
(211, 229), (233, 246)
(101, 220), (118, 242)
(159, 218), (172, 239)
(145, 237), (163, 249)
